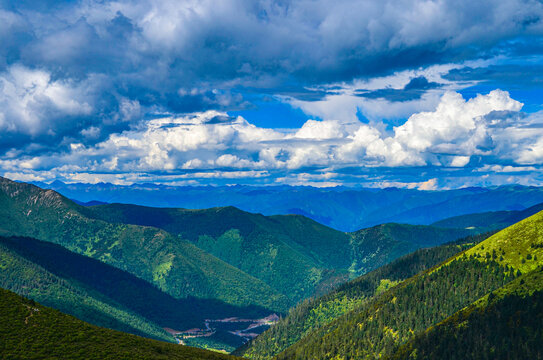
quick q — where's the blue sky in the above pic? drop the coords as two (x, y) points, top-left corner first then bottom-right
(1, 0), (543, 188)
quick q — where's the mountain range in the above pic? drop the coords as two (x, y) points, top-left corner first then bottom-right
(0, 176), (486, 351)
(33, 180), (543, 231)
(1, 175), (543, 358)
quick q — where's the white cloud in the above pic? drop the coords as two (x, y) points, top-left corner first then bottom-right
(0, 65), (93, 136)
(394, 90), (523, 153)
(450, 156), (471, 167)
(3, 89), (543, 186)
(294, 120), (346, 139)
(517, 137), (543, 165)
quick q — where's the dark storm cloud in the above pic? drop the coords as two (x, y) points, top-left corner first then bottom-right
(3, 0), (543, 87)
(354, 76), (441, 102)
(445, 64), (543, 86)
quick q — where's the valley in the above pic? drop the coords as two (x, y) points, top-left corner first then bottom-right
(1, 176), (543, 358)
(168, 314), (279, 352)
(2, 2), (542, 359)
(39, 181), (543, 231)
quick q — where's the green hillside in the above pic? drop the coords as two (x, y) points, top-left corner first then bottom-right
(80, 203), (352, 303)
(462, 209), (543, 273)
(266, 210), (543, 360)
(235, 233), (489, 359)
(0, 176), (287, 312)
(388, 268), (543, 360)
(80, 203), (476, 302)
(0, 286), (239, 360)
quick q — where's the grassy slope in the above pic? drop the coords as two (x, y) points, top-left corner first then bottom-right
(388, 268), (543, 360)
(0, 287), (240, 360)
(236, 234), (488, 359)
(462, 208), (543, 273)
(271, 210), (543, 360)
(0, 176), (287, 312)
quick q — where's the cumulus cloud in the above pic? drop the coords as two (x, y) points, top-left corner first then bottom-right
(394, 90), (523, 153)
(0, 64), (148, 154)
(3, 89), (543, 187)
(0, 65), (92, 135)
(1, 0), (543, 186)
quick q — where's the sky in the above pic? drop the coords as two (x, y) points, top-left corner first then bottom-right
(1, 0), (543, 188)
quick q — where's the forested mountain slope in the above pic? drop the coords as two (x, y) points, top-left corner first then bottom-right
(69, 194), (481, 304)
(388, 269), (543, 360)
(0, 235), (272, 343)
(0, 176), (287, 312)
(255, 209), (543, 360)
(235, 233), (490, 359)
(0, 287), (239, 360)
(348, 223), (473, 274)
(81, 203), (478, 297)
(80, 203), (353, 303)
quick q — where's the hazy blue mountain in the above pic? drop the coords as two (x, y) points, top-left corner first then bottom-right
(431, 202), (543, 232)
(34, 181), (543, 231)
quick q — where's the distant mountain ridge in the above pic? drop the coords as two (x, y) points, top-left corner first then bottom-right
(34, 180), (543, 231)
(431, 201), (543, 232)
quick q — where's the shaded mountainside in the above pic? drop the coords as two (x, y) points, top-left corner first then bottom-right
(0, 235), (272, 342)
(37, 180), (543, 231)
(0, 176), (287, 312)
(246, 209), (543, 360)
(388, 269), (543, 360)
(0, 237), (171, 342)
(235, 233), (490, 359)
(0, 287), (239, 360)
